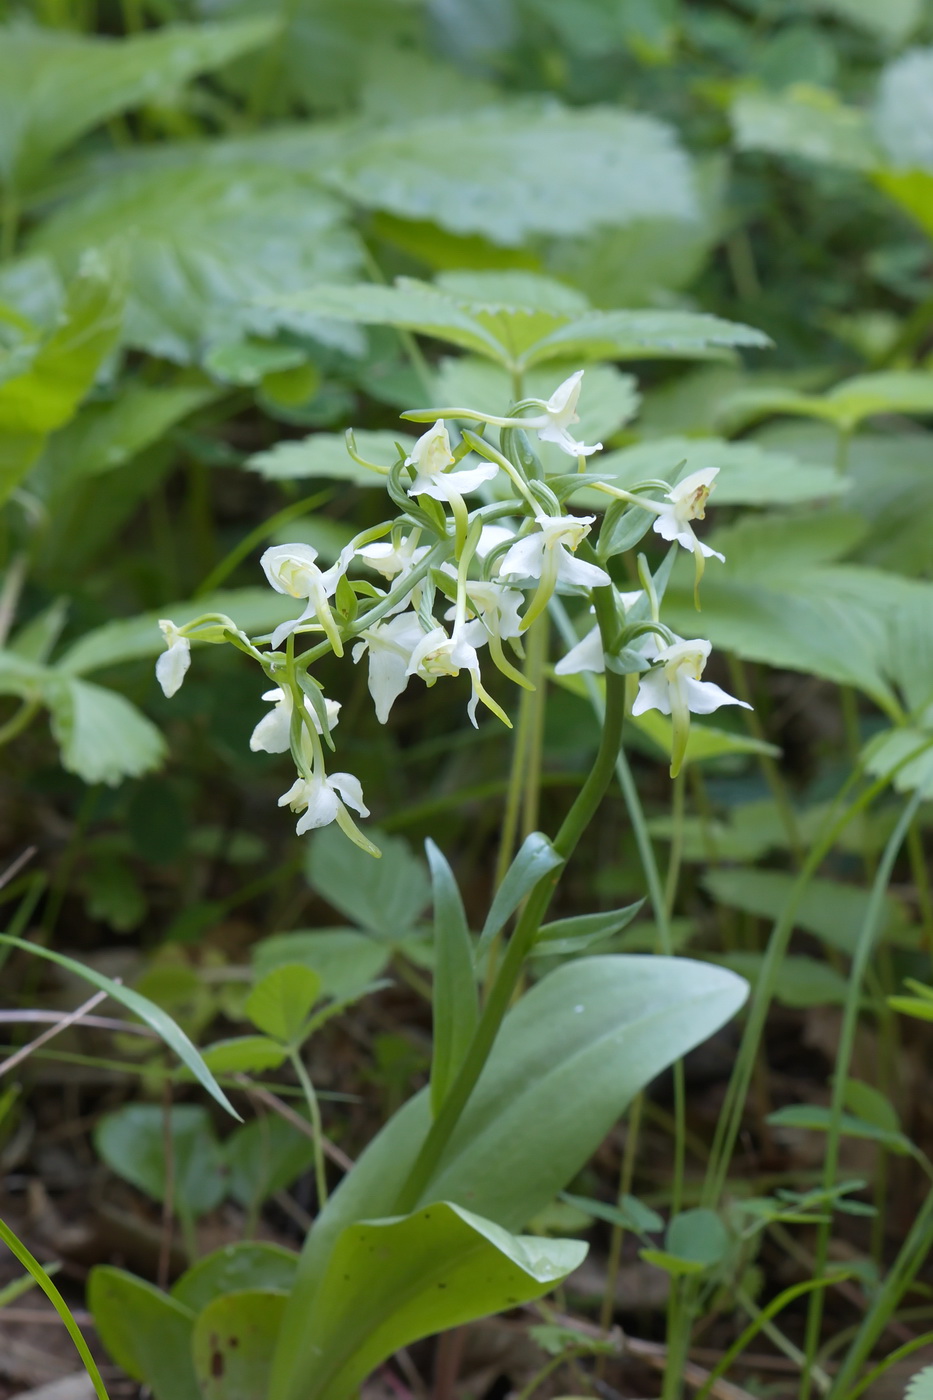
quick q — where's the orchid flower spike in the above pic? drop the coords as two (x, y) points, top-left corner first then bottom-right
(632, 635), (750, 777)
(405, 421), (498, 501)
(261, 543), (352, 653)
(156, 620), (191, 698)
(249, 688), (341, 754)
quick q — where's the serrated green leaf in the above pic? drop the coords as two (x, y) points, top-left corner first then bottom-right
(45, 676), (165, 785)
(716, 372), (933, 435)
(0, 18), (278, 188)
(252, 929), (391, 1001)
(524, 308), (770, 368)
(426, 841), (478, 1116)
(905, 1363), (933, 1400)
(245, 964), (322, 1045)
(32, 164), (362, 365)
(731, 85), (878, 171)
(320, 103), (699, 245)
(246, 429), (414, 485)
(862, 728), (933, 795)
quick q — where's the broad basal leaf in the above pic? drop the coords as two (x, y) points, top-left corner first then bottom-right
(426, 841), (478, 1116)
(31, 165), (362, 364)
(172, 1242), (298, 1314)
(270, 954), (747, 1395)
(319, 103), (699, 245)
(275, 1204), (585, 1400)
(193, 1290), (288, 1400)
(88, 1268), (198, 1400)
(0, 18), (277, 188)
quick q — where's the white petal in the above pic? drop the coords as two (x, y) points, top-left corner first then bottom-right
(250, 706), (291, 753)
(155, 633), (190, 698)
(632, 670), (673, 716)
(329, 771), (369, 817)
(261, 543), (321, 598)
(555, 626), (605, 675)
(536, 421), (602, 458)
(682, 677), (751, 715)
(554, 550), (611, 590)
(270, 597), (315, 650)
(499, 533), (545, 580)
(294, 780), (340, 834)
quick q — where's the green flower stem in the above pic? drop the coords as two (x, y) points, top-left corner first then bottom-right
(0, 699), (40, 749)
(800, 785), (927, 1400)
(0, 1216), (110, 1400)
(393, 590), (626, 1216)
(288, 1048), (328, 1211)
(844, 1328), (933, 1400)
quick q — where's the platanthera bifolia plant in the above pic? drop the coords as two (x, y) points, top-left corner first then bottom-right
(88, 372), (748, 1400)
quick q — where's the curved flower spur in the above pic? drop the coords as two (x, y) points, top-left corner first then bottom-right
(154, 369), (746, 846)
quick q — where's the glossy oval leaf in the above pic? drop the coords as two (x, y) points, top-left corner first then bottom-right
(88, 1266), (199, 1400)
(173, 1243), (299, 1314)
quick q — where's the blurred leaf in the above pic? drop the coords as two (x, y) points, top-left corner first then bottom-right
(862, 727), (933, 795)
(560, 1190), (663, 1236)
(875, 47), (933, 171)
(172, 1242), (298, 1313)
(321, 104), (699, 244)
(768, 1104), (915, 1155)
(717, 372), (933, 434)
(32, 165), (362, 365)
(532, 903), (644, 956)
(715, 952), (850, 1008)
(704, 868), (910, 955)
(665, 1208), (729, 1269)
(0, 18), (277, 187)
(843, 1078), (901, 1134)
(95, 1104), (227, 1216)
(805, 0), (921, 45)
(193, 1290), (287, 1400)
(252, 929), (391, 1001)
(245, 964), (322, 1045)
(306, 826), (430, 940)
(88, 1268), (198, 1400)
(246, 428), (414, 485)
(225, 1116), (318, 1208)
(731, 85), (878, 171)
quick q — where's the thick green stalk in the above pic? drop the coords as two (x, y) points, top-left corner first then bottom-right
(393, 598), (625, 1216)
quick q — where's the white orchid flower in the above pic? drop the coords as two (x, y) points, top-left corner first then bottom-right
(476, 524), (515, 560)
(356, 531), (428, 583)
(499, 511), (610, 630)
(554, 592), (645, 676)
(278, 769), (369, 836)
(632, 634), (750, 777)
(405, 420), (498, 500)
(249, 688), (340, 754)
(523, 370), (602, 458)
(351, 611), (426, 724)
(447, 580), (524, 642)
(406, 620), (509, 727)
(261, 543), (352, 653)
(156, 620), (191, 698)
(652, 467), (725, 563)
